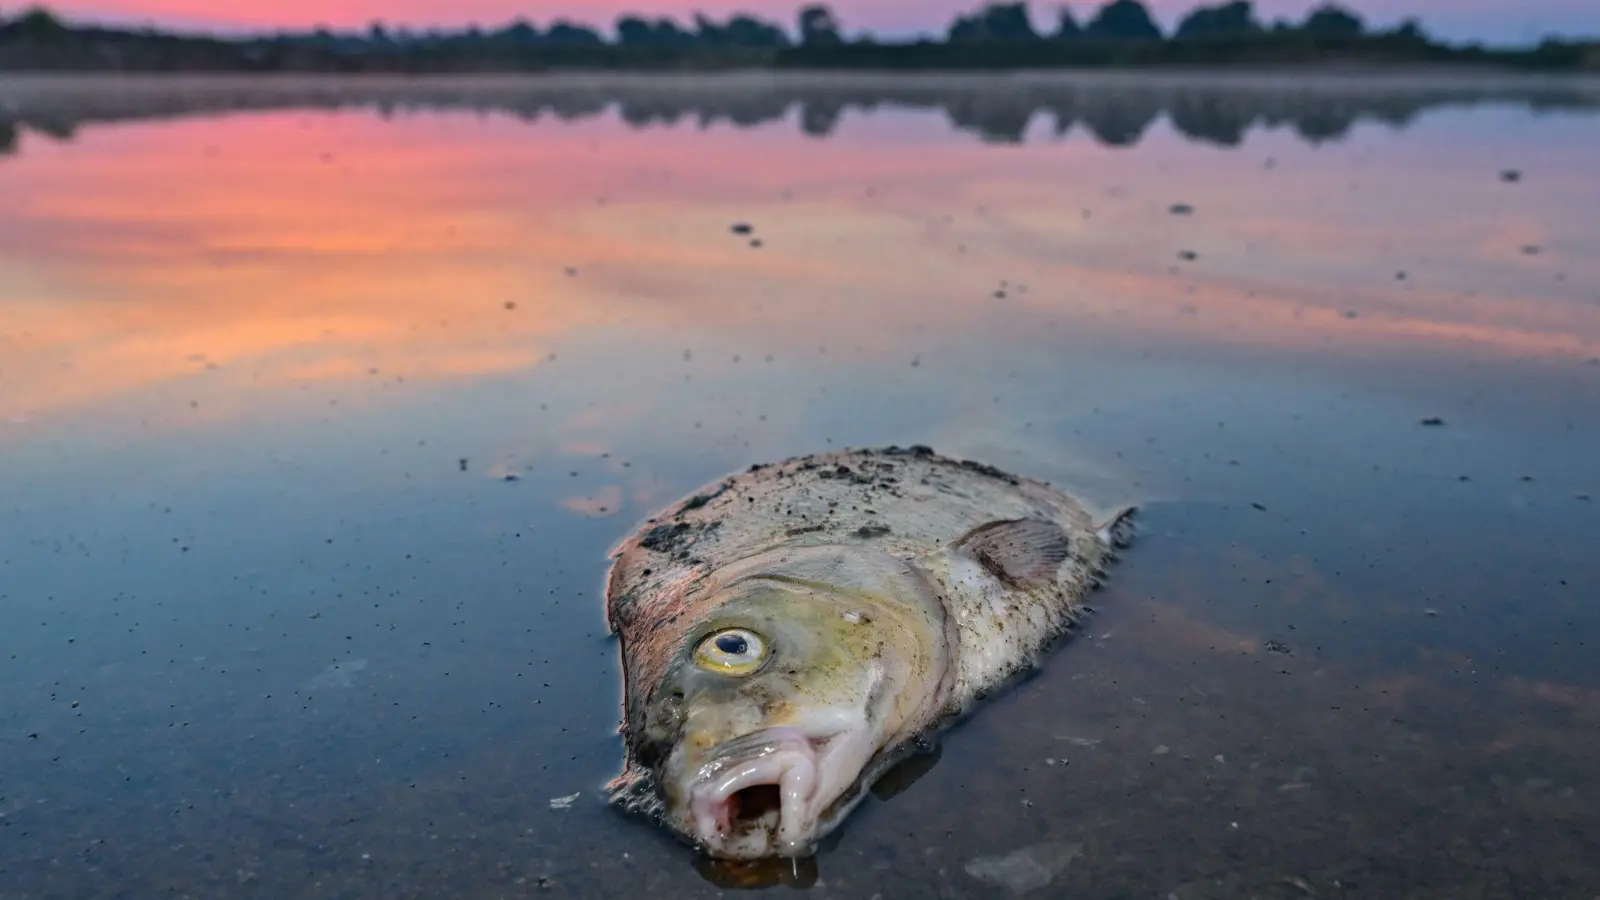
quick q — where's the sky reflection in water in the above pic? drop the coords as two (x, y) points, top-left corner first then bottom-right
(0, 75), (1597, 898)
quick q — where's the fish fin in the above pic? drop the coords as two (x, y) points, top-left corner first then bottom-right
(949, 518), (1072, 589)
(1095, 506), (1137, 549)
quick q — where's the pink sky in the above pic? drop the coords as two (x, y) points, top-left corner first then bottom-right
(36, 0), (1600, 43)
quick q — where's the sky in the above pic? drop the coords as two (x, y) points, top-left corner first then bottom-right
(32, 0), (1600, 45)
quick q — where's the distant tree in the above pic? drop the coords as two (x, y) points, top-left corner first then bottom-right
(368, 21), (390, 44)
(724, 14), (790, 48)
(948, 2), (1039, 43)
(616, 15), (657, 45)
(651, 18), (697, 46)
(1174, 1), (1261, 39)
(1301, 4), (1364, 37)
(1084, 0), (1163, 41)
(1055, 5), (1082, 40)
(14, 6), (67, 35)
(615, 16), (696, 47)
(693, 13), (725, 46)
(498, 19), (540, 44)
(544, 20), (604, 46)
(1388, 16), (1427, 43)
(799, 4), (843, 47)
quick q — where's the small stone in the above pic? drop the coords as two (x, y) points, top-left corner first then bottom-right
(1500, 169), (1522, 183)
(1154, 745), (1170, 755)
(1178, 250), (1198, 261)
(1419, 417), (1445, 426)
(1424, 608), (1439, 617)
(730, 223), (754, 235)
(1169, 203), (1194, 215)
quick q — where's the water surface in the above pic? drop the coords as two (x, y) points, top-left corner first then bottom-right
(1, 73), (1598, 899)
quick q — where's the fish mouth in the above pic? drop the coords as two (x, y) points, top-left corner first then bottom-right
(688, 726), (840, 859)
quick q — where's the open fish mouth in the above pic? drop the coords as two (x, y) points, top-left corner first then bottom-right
(688, 726), (840, 859)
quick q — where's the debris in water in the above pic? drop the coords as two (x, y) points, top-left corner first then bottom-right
(549, 793), (580, 810)
(964, 842), (1082, 894)
(1500, 169), (1522, 183)
(1169, 203), (1194, 215)
(1419, 417), (1445, 426)
(1283, 874), (1317, 896)
(730, 223), (754, 235)
(1178, 250), (1198, 261)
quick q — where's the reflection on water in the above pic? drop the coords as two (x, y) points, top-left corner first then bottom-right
(3, 72), (1600, 149)
(0, 75), (1597, 899)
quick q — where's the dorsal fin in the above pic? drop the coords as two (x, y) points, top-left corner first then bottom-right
(950, 518), (1071, 589)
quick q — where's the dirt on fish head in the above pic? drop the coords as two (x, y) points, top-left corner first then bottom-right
(627, 567), (951, 860)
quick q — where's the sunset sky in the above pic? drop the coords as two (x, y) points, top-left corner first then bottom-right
(37, 0), (1600, 44)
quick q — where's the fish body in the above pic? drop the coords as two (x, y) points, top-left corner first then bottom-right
(604, 445), (1132, 860)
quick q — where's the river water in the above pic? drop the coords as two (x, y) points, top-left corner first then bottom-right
(1, 73), (1597, 898)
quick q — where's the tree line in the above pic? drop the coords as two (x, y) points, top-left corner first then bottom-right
(1, 0), (1596, 72)
(0, 1), (1443, 50)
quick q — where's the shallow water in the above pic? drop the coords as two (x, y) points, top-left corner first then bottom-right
(1, 73), (1598, 899)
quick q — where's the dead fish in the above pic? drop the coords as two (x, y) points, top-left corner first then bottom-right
(603, 445), (1134, 860)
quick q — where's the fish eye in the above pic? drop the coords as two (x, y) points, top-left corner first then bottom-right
(694, 628), (768, 675)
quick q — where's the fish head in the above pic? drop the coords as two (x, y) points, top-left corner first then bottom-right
(638, 576), (948, 859)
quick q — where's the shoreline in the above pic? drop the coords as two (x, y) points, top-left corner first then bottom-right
(4, 67), (1600, 90)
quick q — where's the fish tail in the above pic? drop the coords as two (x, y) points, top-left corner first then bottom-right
(1094, 505), (1137, 550)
